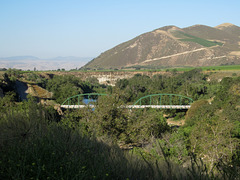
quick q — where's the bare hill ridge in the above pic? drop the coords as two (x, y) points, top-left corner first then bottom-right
(215, 23), (240, 37)
(84, 23), (240, 69)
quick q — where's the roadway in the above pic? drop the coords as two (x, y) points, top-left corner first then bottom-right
(60, 105), (191, 109)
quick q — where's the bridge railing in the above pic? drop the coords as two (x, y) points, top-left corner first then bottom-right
(133, 94), (193, 106)
(61, 93), (109, 106)
(61, 93), (193, 109)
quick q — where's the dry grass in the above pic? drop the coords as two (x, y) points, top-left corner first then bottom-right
(230, 51), (240, 56)
(207, 71), (240, 81)
(167, 119), (185, 126)
(28, 84), (52, 99)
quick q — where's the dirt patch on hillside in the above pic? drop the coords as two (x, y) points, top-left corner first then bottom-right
(230, 51), (240, 56)
(167, 119), (185, 126)
(27, 84), (53, 99)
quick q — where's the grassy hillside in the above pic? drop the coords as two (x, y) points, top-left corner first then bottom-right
(172, 31), (223, 47)
(183, 24), (239, 43)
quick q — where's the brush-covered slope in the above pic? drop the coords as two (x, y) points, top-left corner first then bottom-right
(84, 23), (240, 69)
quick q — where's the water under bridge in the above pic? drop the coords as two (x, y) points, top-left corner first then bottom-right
(60, 93), (193, 109)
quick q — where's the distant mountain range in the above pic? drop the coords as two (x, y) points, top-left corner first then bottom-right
(0, 56), (40, 61)
(0, 56), (93, 70)
(84, 23), (240, 69)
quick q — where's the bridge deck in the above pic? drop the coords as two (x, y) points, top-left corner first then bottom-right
(60, 105), (191, 109)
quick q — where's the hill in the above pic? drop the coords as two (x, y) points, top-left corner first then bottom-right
(83, 23), (240, 69)
(215, 23), (240, 37)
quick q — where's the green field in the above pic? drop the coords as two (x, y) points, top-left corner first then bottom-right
(173, 64), (240, 72)
(80, 64), (240, 73)
(172, 31), (223, 47)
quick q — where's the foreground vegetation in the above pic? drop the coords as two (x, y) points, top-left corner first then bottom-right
(0, 68), (239, 179)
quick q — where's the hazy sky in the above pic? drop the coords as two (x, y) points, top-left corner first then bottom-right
(0, 0), (239, 59)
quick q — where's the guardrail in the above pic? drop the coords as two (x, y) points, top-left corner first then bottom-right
(61, 104), (191, 109)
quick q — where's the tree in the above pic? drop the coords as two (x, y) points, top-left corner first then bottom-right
(126, 109), (170, 144)
(189, 117), (239, 171)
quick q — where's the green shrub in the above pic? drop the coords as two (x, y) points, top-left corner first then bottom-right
(185, 99), (209, 123)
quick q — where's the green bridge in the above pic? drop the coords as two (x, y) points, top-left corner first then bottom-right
(61, 93), (193, 109)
